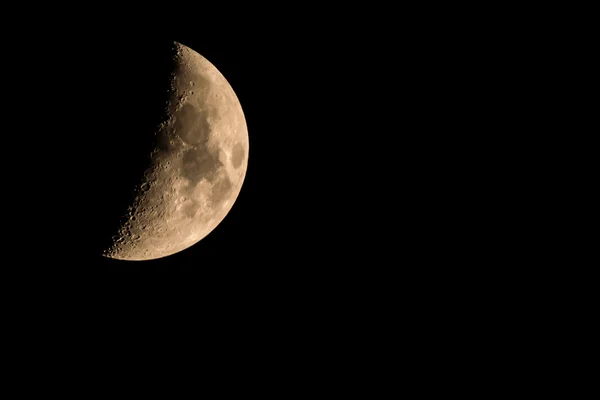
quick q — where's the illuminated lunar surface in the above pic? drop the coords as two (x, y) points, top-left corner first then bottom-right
(103, 42), (248, 261)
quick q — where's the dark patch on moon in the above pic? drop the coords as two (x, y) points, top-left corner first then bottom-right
(174, 103), (211, 146)
(175, 97), (225, 187)
(181, 199), (200, 218)
(210, 176), (233, 205)
(231, 143), (245, 169)
(182, 147), (221, 185)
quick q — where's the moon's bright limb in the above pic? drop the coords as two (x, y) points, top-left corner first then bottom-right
(103, 42), (249, 261)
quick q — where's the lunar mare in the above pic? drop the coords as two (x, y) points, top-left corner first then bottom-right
(103, 42), (248, 261)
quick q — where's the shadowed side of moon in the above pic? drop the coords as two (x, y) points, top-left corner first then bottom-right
(82, 39), (181, 258)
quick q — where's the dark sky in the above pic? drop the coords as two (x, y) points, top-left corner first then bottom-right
(0, 14), (524, 365)
(0, 16), (520, 335)
(0, 16), (524, 359)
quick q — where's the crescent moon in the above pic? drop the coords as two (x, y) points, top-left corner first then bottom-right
(103, 42), (249, 261)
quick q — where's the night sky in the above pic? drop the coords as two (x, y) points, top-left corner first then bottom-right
(2, 14), (513, 364)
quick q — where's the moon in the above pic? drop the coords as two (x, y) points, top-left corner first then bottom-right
(103, 42), (249, 261)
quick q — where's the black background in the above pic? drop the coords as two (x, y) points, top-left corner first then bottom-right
(0, 14), (533, 366)
(0, 12), (551, 381)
